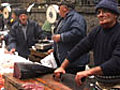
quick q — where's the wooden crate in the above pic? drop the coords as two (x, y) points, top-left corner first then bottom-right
(29, 48), (48, 62)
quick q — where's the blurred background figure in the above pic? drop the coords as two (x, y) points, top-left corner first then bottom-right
(0, 8), (20, 47)
(7, 8), (19, 29)
(0, 6), (4, 31)
(42, 20), (52, 40)
(6, 9), (43, 59)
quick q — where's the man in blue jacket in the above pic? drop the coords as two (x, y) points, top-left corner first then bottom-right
(49, 0), (89, 74)
(54, 0), (120, 88)
(6, 9), (43, 59)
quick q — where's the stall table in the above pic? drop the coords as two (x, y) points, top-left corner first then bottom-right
(3, 73), (71, 90)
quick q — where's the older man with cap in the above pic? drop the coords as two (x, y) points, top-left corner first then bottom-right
(6, 9), (43, 59)
(54, 0), (120, 89)
(47, 0), (89, 74)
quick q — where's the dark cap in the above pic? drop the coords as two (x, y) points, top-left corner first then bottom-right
(59, 0), (76, 9)
(18, 9), (28, 16)
(12, 8), (20, 16)
(95, 0), (120, 15)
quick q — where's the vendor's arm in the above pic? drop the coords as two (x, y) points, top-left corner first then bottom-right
(75, 66), (103, 86)
(54, 59), (69, 79)
(100, 39), (120, 75)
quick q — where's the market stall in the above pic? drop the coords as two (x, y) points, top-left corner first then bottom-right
(0, 48), (30, 89)
(0, 48), (72, 89)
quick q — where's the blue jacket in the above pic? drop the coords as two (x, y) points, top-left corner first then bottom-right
(54, 10), (89, 67)
(8, 20), (43, 58)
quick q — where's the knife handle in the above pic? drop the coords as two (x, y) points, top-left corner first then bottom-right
(53, 73), (63, 81)
(81, 77), (86, 82)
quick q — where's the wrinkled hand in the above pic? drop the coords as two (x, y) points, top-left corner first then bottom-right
(4, 48), (16, 54)
(10, 48), (16, 54)
(47, 49), (54, 54)
(0, 35), (4, 40)
(75, 70), (90, 86)
(52, 34), (61, 42)
(53, 67), (66, 81)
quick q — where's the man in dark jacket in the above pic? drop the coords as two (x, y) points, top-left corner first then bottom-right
(7, 9), (43, 59)
(54, 0), (120, 88)
(49, 0), (89, 74)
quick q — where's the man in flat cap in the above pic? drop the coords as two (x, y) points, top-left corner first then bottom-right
(47, 0), (89, 74)
(54, 0), (120, 89)
(6, 9), (43, 59)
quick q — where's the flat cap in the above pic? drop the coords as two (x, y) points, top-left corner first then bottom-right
(59, 0), (76, 9)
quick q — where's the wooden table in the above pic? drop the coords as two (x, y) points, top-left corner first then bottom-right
(3, 73), (71, 90)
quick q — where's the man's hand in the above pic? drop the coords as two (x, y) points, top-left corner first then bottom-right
(52, 34), (61, 42)
(53, 67), (66, 81)
(75, 70), (90, 86)
(47, 49), (54, 54)
(10, 48), (16, 54)
(4, 48), (16, 54)
(0, 35), (4, 40)
(53, 59), (69, 81)
(75, 66), (102, 86)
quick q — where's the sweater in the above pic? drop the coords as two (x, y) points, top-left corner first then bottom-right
(67, 22), (120, 76)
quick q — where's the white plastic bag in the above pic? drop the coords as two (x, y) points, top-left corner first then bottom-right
(40, 52), (57, 68)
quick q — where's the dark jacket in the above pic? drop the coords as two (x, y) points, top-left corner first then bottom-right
(67, 22), (120, 76)
(54, 10), (89, 67)
(0, 14), (4, 30)
(8, 19), (43, 58)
